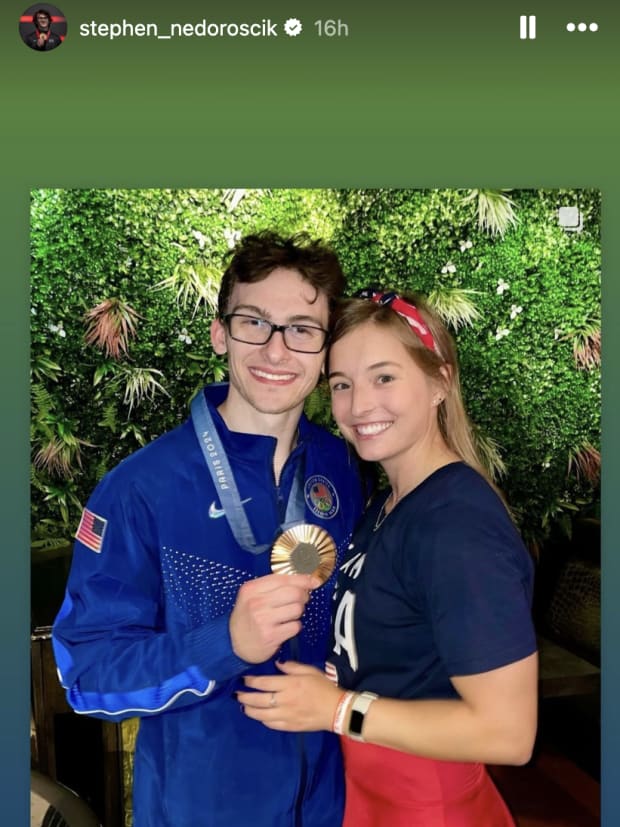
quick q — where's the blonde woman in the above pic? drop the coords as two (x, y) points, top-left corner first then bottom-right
(239, 288), (537, 827)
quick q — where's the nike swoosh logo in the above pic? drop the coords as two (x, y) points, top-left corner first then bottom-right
(209, 498), (252, 519)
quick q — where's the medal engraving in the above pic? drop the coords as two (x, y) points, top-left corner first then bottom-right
(290, 542), (321, 574)
(271, 524), (337, 585)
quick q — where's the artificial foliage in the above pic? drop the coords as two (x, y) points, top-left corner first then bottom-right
(30, 188), (600, 552)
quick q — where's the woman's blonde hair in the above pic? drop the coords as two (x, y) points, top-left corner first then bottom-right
(327, 290), (499, 493)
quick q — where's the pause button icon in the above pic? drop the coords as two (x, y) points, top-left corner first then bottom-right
(520, 15), (536, 39)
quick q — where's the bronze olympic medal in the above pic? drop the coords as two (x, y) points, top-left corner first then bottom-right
(270, 523), (337, 585)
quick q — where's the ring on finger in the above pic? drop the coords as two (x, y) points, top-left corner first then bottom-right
(270, 692), (277, 708)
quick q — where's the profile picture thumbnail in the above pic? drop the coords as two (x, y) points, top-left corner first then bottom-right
(19, 4), (66, 51)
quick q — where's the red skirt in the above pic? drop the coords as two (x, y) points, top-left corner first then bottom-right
(341, 738), (515, 827)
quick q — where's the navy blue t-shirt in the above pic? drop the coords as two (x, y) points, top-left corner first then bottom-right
(328, 462), (537, 700)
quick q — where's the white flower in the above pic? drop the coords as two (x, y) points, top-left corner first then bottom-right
(510, 304), (523, 319)
(459, 240), (473, 252)
(48, 322), (65, 337)
(441, 261), (457, 274)
(554, 328), (562, 340)
(496, 279), (509, 295)
(541, 460), (551, 470)
(192, 230), (207, 250)
(178, 328), (192, 345)
(31, 307), (37, 315)
(224, 228), (241, 249)
(495, 327), (510, 340)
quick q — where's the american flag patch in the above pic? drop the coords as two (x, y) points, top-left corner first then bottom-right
(325, 661), (338, 685)
(75, 508), (107, 553)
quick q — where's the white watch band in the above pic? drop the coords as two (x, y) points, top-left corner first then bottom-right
(347, 691), (378, 741)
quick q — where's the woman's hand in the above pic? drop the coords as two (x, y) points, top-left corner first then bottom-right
(237, 661), (342, 732)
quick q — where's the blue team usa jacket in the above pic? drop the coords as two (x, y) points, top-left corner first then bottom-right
(53, 383), (363, 827)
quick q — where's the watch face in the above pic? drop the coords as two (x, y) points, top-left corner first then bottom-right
(348, 708), (365, 736)
(270, 523), (336, 584)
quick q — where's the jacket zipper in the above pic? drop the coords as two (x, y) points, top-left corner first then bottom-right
(290, 635), (307, 827)
(275, 446), (308, 826)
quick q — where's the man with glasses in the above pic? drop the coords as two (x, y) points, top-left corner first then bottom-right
(52, 231), (365, 827)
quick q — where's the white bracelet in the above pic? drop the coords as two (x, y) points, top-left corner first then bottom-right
(332, 691), (356, 735)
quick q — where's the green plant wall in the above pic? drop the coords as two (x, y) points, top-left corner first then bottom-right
(30, 188), (600, 552)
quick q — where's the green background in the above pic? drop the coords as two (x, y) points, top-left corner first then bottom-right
(2, 1), (617, 822)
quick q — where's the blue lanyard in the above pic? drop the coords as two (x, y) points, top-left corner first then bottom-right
(190, 391), (306, 555)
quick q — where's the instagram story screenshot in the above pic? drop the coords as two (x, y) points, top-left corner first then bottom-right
(0, 2), (617, 825)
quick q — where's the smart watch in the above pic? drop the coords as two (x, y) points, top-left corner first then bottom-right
(346, 691), (378, 741)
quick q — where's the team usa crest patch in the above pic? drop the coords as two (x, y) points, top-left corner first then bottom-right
(76, 508), (107, 553)
(304, 475), (339, 520)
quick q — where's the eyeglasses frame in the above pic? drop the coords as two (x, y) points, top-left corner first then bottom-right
(221, 313), (329, 354)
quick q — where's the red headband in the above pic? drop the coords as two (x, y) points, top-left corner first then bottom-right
(355, 288), (436, 352)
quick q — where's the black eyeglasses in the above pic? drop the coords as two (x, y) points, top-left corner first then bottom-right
(222, 313), (329, 353)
